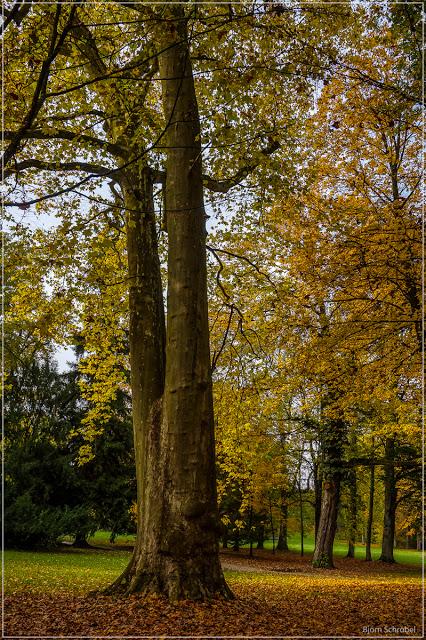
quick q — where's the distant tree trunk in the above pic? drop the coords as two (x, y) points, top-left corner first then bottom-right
(299, 482), (304, 557)
(365, 464), (375, 561)
(256, 524), (265, 549)
(379, 438), (397, 563)
(313, 417), (345, 569)
(73, 533), (90, 548)
(345, 467), (357, 558)
(406, 534), (417, 549)
(232, 531), (240, 551)
(222, 528), (229, 549)
(248, 505), (254, 558)
(314, 463), (322, 543)
(276, 490), (289, 551)
(269, 497), (275, 554)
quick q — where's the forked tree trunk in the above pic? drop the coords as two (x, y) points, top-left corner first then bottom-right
(74, 9), (229, 601)
(107, 6), (231, 601)
(379, 438), (397, 563)
(365, 464), (375, 561)
(276, 490), (289, 551)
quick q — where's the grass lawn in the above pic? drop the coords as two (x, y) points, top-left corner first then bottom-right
(4, 547), (130, 595)
(86, 530), (424, 566)
(245, 533), (424, 566)
(4, 540), (423, 637)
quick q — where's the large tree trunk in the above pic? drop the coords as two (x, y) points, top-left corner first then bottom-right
(276, 490), (289, 551)
(365, 464), (375, 561)
(148, 5), (230, 599)
(312, 476), (340, 567)
(105, 166), (166, 594)
(379, 438), (397, 563)
(107, 6), (231, 601)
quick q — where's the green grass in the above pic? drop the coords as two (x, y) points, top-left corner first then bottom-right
(247, 533), (424, 566)
(4, 529), (422, 596)
(5, 544), (421, 597)
(4, 547), (130, 594)
(88, 529), (136, 546)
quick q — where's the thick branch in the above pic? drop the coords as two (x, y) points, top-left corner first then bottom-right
(3, 159), (114, 180)
(3, 129), (126, 158)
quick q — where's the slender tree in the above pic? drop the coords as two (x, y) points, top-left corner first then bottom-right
(365, 463), (375, 562)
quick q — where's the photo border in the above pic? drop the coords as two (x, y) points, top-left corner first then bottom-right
(1, 1), (424, 638)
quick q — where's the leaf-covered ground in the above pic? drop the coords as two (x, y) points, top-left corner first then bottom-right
(5, 548), (423, 637)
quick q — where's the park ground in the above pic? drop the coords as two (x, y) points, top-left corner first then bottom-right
(4, 533), (423, 638)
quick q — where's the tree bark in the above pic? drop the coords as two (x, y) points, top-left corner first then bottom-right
(147, 5), (230, 599)
(365, 464), (375, 561)
(276, 490), (289, 551)
(104, 166), (167, 595)
(379, 437), (397, 563)
(107, 5), (231, 602)
(313, 418), (345, 569)
(312, 477), (340, 567)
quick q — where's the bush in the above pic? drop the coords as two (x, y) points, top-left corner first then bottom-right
(4, 494), (95, 549)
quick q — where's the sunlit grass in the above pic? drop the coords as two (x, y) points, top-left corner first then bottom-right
(5, 542), (421, 597)
(4, 548), (130, 595)
(245, 534), (424, 566)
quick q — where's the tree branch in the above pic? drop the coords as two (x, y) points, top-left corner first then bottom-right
(153, 139), (280, 193)
(1, 0), (33, 34)
(2, 2), (79, 168)
(3, 129), (127, 158)
(4, 159), (115, 180)
(204, 139), (280, 193)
